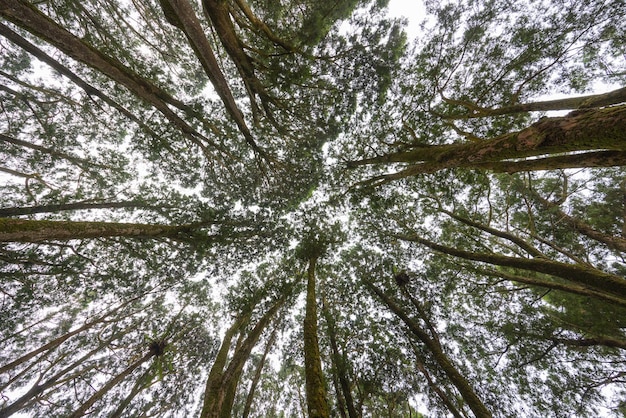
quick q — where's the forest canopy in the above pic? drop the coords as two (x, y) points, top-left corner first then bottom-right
(1, 0), (625, 416)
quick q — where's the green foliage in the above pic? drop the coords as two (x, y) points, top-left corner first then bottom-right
(1, 0), (625, 417)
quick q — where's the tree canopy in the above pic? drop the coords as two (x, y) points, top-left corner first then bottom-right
(1, 0), (625, 416)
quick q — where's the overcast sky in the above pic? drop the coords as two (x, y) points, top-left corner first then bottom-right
(387, 0), (426, 38)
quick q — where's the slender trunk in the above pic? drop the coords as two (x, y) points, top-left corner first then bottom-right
(0, 341), (110, 418)
(202, 0), (266, 102)
(393, 232), (626, 299)
(445, 86), (626, 119)
(69, 351), (155, 418)
(0, 24), (162, 142)
(0, 295), (141, 374)
(201, 295), (287, 418)
(525, 188), (626, 253)
(0, 133), (110, 173)
(219, 300), (283, 418)
(0, 218), (193, 242)
(366, 282), (492, 418)
(322, 303), (359, 418)
(303, 257), (330, 418)
(414, 359), (465, 418)
(108, 367), (154, 418)
(231, 0), (296, 52)
(0, 0), (222, 155)
(160, 0), (262, 154)
(199, 317), (247, 418)
(348, 105), (626, 182)
(478, 268), (626, 308)
(437, 207), (544, 258)
(242, 328), (278, 418)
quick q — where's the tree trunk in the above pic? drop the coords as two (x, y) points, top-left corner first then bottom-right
(348, 105), (626, 182)
(322, 302), (359, 418)
(393, 232), (626, 299)
(0, 341), (111, 418)
(444, 86), (626, 119)
(367, 282), (492, 418)
(0, 0), (223, 155)
(478, 268), (626, 308)
(0, 25), (162, 143)
(303, 257), (330, 418)
(69, 351), (155, 417)
(199, 316), (247, 418)
(0, 295), (141, 374)
(160, 0), (262, 154)
(0, 132), (110, 173)
(108, 367), (154, 418)
(242, 328), (278, 418)
(524, 187), (626, 253)
(0, 218), (192, 242)
(201, 294), (287, 418)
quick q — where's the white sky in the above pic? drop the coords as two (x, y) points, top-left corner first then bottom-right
(387, 0), (426, 39)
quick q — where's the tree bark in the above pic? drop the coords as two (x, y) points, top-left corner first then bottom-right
(0, 295), (141, 374)
(524, 188), (626, 253)
(0, 23), (163, 143)
(160, 0), (263, 155)
(393, 232), (626, 299)
(0, 218), (193, 242)
(69, 351), (155, 417)
(348, 105), (626, 182)
(366, 282), (492, 418)
(0, 341), (110, 418)
(108, 367), (154, 418)
(200, 294), (285, 418)
(478, 268), (626, 308)
(200, 317), (246, 418)
(0, 0), (224, 155)
(303, 257), (330, 418)
(322, 302), (359, 418)
(444, 86), (626, 119)
(242, 328), (278, 418)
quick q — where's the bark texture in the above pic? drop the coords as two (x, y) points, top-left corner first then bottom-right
(0, 218), (190, 242)
(349, 105), (626, 184)
(303, 257), (330, 418)
(367, 282), (492, 418)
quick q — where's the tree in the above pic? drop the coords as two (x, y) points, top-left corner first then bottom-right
(1, 0), (626, 416)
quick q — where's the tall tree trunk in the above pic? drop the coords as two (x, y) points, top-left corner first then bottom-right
(0, 132), (111, 173)
(523, 186), (626, 253)
(159, 0), (263, 155)
(69, 351), (155, 417)
(443, 86), (626, 119)
(108, 367), (154, 418)
(0, 25), (162, 143)
(366, 282), (492, 418)
(0, 340), (112, 418)
(242, 327), (278, 418)
(322, 302), (359, 418)
(303, 257), (330, 418)
(0, 0), (224, 156)
(392, 232), (626, 299)
(201, 294), (287, 418)
(200, 316), (247, 418)
(348, 105), (626, 184)
(478, 267), (626, 308)
(0, 294), (142, 374)
(0, 218), (193, 242)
